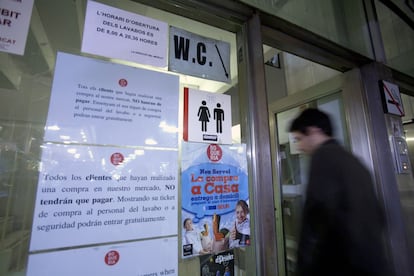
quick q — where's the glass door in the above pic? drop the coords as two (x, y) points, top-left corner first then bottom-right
(263, 44), (349, 276)
(275, 93), (348, 275)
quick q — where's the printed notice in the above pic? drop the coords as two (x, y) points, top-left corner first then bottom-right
(82, 0), (168, 67)
(29, 144), (178, 251)
(0, 0), (34, 55)
(28, 238), (177, 276)
(44, 52), (179, 148)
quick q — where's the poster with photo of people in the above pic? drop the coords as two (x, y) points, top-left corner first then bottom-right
(181, 142), (249, 258)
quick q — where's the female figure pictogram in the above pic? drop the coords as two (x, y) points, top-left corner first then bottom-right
(198, 100), (210, 132)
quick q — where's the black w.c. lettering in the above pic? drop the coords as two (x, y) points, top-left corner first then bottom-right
(174, 35), (190, 60)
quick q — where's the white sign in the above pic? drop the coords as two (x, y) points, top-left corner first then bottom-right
(169, 27), (231, 83)
(0, 0), (34, 55)
(183, 87), (232, 144)
(29, 144), (178, 251)
(381, 80), (404, 116)
(28, 238), (177, 276)
(44, 52), (179, 148)
(82, 0), (168, 67)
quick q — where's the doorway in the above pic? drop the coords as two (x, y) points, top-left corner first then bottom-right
(264, 46), (349, 276)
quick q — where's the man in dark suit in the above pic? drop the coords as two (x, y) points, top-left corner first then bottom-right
(289, 108), (392, 276)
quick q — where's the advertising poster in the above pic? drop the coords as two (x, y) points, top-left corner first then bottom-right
(44, 52), (179, 148)
(0, 0), (34, 55)
(28, 237), (177, 276)
(82, 0), (168, 67)
(29, 144), (178, 251)
(181, 143), (249, 258)
(200, 251), (235, 276)
(183, 87), (232, 144)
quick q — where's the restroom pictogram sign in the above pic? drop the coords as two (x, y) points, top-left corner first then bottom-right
(183, 87), (232, 144)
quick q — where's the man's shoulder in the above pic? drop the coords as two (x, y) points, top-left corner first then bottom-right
(316, 139), (346, 155)
(317, 139), (371, 174)
(316, 140), (365, 165)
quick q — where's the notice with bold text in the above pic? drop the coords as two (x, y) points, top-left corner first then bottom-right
(44, 52), (179, 148)
(30, 144), (177, 251)
(29, 49), (179, 275)
(0, 0), (34, 55)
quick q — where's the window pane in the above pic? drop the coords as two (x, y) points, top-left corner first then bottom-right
(0, 1), (244, 275)
(376, 1), (414, 78)
(244, 0), (374, 58)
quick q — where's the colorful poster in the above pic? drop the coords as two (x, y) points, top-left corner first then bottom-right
(44, 52), (179, 148)
(0, 0), (34, 55)
(28, 237), (177, 276)
(181, 143), (249, 258)
(29, 144), (178, 251)
(82, 0), (168, 67)
(184, 88), (232, 144)
(200, 251), (235, 276)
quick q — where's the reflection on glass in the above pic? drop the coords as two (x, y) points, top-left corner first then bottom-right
(67, 148), (77, 154)
(46, 125), (60, 131)
(159, 121), (178, 133)
(134, 149), (145, 156)
(276, 94), (346, 276)
(144, 138), (158, 145)
(277, 108), (306, 276)
(376, 1), (414, 78)
(256, 0), (373, 58)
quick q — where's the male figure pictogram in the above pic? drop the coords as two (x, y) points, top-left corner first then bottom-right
(214, 103), (224, 133)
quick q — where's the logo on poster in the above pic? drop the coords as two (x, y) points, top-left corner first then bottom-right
(118, 78), (128, 87)
(104, 250), (120, 265)
(110, 152), (124, 165)
(215, 252), (234, 265)
(207, 144), (222, 162)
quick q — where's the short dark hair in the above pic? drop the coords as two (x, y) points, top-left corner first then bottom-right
(289, 108), (333, 136)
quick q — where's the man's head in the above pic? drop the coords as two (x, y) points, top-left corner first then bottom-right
(289, 108), (333, 154)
